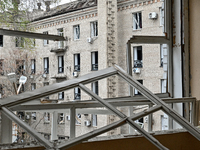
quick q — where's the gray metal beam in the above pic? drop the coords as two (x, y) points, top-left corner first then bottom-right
(1, 107), (53, 149)
(115, 65), (200, 141)
(11, 97), (196, 111)
(0, 67), (117, 108)
(127, 36), (170, 44)
(0, 28), (65, 41)
(70, 107), (76, 139)
(58, 118), (127, 150)
(79, 84), (169, 150)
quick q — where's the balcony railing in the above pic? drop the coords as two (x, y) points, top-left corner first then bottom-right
(91, 64), (98, 71)
(74, 65), (80, 72)
(134, 60), (143, 68)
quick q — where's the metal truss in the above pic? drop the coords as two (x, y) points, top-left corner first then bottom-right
(0, 65), (200, 150)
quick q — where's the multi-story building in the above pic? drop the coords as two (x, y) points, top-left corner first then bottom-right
(0, 0), (166, 140)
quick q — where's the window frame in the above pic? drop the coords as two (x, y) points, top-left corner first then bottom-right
(58, 113), (65, 124)
(58, 91), (64, 100)
(90, 21), (98, 37)
(74, 54), (80, 72)
(133, 46), (143, 68)
(43, 57), (49, 74)
(74, 87), (81, 100)
(44, 112), (50, 123)
(43, 31), (49, 46)
(133, 12), (142, 30)
(58, 56), (64, 73)
(57, 28), (64, 48)
(91, 51), (98, 71)
(31, 59), (36, 74)
(74, 25), (80, 40)
(134, 80), (143, 95)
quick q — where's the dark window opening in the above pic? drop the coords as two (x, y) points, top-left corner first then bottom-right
(133, 46), (143, 68)
(91, 52), (98, 71)
(74, 54), (80, 72)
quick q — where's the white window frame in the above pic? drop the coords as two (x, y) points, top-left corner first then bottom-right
(74, 54), (80, 71)
(43, 31), (49, 46)
(74, 87), (81, 100)
(134, 80), (143, 95)
(31, 83), (36, 91)
(57, 28), (64, 48)
(58, 56), (64, 73)
(58, 91), (64, 100)
(160, 7), (164, 26)
(32, 112), (36, 121)
(133, 12), (142, 30)
(44, 57), (49, 74)
(92, 114), (97, 127)
(91, 21), (98, 37)
(133, 46), (143, 68)
(31, 59), (36, 74)
(44, 112), (50, 123)
(91, 52), (98, 71)
(74, 25), (80, 40)
(92, 81), (98, 95)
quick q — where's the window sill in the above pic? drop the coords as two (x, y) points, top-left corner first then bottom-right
(132, 29), (142, 32)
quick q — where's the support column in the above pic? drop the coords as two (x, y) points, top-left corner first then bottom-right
(148, 104), (153, 132)
(1, 113), (12, 143)
(51, 111), (58, 141)
(70, 107), (76, 139)
(128, 106), (134, 134)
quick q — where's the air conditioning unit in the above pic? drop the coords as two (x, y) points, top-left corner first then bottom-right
(87, 37), (93, 44)
(133, 68), (141, 74)
(85, 120), (91, 127)
(42, 73), (47, 78)
(149, 12), (158, 19)
(73, 71), (78, 77)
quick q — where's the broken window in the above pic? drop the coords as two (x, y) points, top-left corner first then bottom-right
(160, 44), (164, 67)
(58, 113), (65, 124)
(44, 57), (49, 74)
(74, 54), (80, 71)
(133, 12), (142, 30)
(74, 87), (81, 100)
(31, 59), (36, 74)
(76, 113), (81, 125)
(91, 51), (98, 71)
(0, 59), (4, 75)
(32, 112), (36, 121)
(43, 31), (49, 46)
(133, 46), (143, 68)
(91, 21), (98, 37)
(135, 117), (144, 129)
(92, 81), (98, 95)
(134, 80), (143, 95)
(44, 112), (50, 123)
(31, 83), (36, 91)
(16, 60), (25, 75)
(58, 56), (64, 73)
(58, 92), (64, 100)
(0, 35), (3, 47)
(16, 37), (24, 47)
(57, 28), (64, 48)
(74, 25), (80, 40)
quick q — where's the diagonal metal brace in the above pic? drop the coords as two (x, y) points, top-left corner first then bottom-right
(1, 107), (53, 149)
(79, 84), (169, 150)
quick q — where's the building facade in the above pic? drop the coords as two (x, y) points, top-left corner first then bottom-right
(0, 0), (166, 141)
